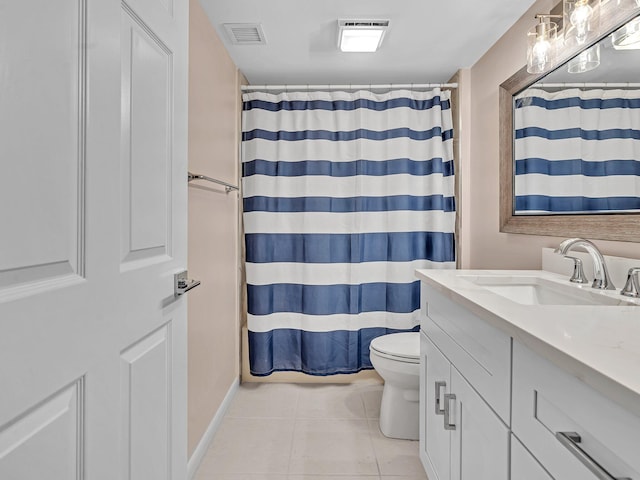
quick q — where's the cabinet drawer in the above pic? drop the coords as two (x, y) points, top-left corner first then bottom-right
(421, 283), (511, 423)
(512, 341), (640, 479)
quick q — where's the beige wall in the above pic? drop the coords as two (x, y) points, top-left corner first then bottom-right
(465, 0), (640, 269)
(187, 0), (241, 457)
(450, 69), (471, 267)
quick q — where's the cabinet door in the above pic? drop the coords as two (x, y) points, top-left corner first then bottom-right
(449, 367), (509, 480)
(420, 333), (451, 480)
(512, 435), (554, 480)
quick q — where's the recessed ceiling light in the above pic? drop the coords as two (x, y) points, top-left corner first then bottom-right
(338, 20), (389, 53)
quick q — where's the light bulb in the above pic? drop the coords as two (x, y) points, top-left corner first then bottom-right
(567, 44), (600, 73)
(570, 1), (593, 44)
(527, 18), (557, 74)
(576, 53), (590, 70)
(532, 37), (551, 69)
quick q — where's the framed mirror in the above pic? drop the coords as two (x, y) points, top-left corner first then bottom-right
(500, 4), (640, 241)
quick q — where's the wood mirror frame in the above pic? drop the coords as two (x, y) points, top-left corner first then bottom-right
(499, 6), (640, 242)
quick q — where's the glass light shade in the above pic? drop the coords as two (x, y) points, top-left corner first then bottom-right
(339, 28), (385, 52)
(567, 43), (600, 72)
(564, 0), (601, 47)
(616, 0), (640, 9)
(527, 20), (558, 74)
(611, 16), (640, 50)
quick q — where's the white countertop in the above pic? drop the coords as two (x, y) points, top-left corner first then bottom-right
(415, 269), (640, 417)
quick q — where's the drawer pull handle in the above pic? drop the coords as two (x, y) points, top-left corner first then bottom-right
(555, 432), (631, 480)
(435, 381), (446, 415)
(444, 393), (456, 431)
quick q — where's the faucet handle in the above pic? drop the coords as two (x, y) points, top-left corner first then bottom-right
(621, 267), (640, 298)
(564, 256), (588, 284)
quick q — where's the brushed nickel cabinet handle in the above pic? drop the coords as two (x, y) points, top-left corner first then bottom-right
(444, 393), (456, 431)
(435, 381), (446, 415)
(556, 432), (631, 480)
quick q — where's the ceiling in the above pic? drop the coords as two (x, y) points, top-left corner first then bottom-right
(198, 0), (538, 85)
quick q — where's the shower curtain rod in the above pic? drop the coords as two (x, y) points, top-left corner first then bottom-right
(533, 82), (640, 88)
(241, 83), (458, 91)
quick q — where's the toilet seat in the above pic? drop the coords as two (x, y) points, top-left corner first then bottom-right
(370, 332), (420, 364)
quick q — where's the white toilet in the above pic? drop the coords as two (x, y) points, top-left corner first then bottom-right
(369, 331), (420, 440)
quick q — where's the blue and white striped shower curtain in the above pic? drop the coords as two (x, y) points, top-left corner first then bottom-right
(514, 87), (640, 214)
(242, 89), (456, 376)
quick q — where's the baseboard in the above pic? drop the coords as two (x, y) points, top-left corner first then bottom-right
(187, 377), (240, 480)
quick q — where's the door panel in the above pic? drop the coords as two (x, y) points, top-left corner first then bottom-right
(420, 332), (451, 480)
(0, 0), (86, 291)
(0, 380), (84, 480)
(121, 8), (172, 265)
(450, 367), (509, 480)
(121, 325), (172, 480)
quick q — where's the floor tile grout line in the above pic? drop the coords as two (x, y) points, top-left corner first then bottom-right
(358, 391), (383, 479)
(286, 385), (303, 475)
(194, 382), (425, 480)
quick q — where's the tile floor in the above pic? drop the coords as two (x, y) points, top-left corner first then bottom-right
(194, 381), (428, 480)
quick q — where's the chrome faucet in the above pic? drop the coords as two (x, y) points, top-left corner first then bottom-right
(554, 238), (615, 290)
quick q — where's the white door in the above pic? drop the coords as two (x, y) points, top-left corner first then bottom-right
(0, 0), (189, 478)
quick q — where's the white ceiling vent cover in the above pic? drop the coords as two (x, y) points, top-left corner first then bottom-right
(340, 20), (390, 29)
(224, 23), (267, 45)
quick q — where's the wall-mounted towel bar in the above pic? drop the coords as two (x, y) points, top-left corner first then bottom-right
(188, 172), (238, 193)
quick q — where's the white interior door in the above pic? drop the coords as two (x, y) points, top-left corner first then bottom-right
(0, 0), (189, 478)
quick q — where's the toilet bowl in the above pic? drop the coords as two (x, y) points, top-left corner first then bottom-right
(369, 332), (420, 440)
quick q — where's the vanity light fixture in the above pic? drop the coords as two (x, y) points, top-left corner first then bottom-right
(527, 15), (561, 74)
(564, 0), (601, 47)
(616, 0), (640, 9)
(611, 16), (640, 49)
(567, 43), (600, 72)
(338, 20), (389, 52)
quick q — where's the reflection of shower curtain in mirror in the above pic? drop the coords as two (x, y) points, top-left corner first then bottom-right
(241, 89), (456, 376)
(514, 88), (640, 214)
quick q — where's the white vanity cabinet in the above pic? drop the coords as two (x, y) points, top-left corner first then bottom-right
(417, 268), (640, 480)
(512, 341), (640, 480)
(419, 284), (510, 480)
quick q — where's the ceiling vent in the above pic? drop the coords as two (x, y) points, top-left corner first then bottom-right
(223, 23), (267, 45)
(340, 20), (390, 29)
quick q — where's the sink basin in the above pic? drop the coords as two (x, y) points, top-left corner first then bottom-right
(461, 275), (631, 306)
